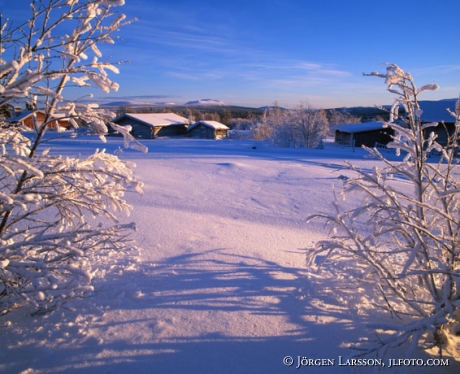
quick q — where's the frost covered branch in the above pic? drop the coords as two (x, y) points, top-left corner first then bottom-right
(254, 102), (329, 147)
(310, 64), (460, 359)
(0, 1), (144, 314)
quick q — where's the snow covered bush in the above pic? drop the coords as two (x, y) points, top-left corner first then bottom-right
(0, 0), (144, 314)
(308, 64), (460, 358)
(257, 103), (328, 147)
(288, 103), (329, 148)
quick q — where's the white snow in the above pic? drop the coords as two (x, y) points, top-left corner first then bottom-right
(332, 121), (387, 133)
(0, 136), (458, 374)
(113, 112), (189, 127)
(188, 120), (229, 131)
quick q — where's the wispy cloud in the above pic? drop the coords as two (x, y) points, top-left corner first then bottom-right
(121, 4), (353, 88)
(244, 60), (351, 77)
(161, 57), (352, 85)
(148, 28), (233, 53)
(233, 59), (352, 91)
(124, 5), (239, 56)
(86, 94), (181, 105)
(166, 70), (227, 80)
(411, 64), (460, 76)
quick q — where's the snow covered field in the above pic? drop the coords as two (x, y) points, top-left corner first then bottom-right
(0, 136), (458, 373)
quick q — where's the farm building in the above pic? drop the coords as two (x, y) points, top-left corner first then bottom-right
(110, 113), (189, 138)
(417, 99), (458, 146)
(187, 120), (229, 139)
(333, 99), (459, 149)
(7, 110), (71, 131)
(332, 121), (393, 148)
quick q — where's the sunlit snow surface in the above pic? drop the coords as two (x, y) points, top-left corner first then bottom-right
(1, 135), (458, 373)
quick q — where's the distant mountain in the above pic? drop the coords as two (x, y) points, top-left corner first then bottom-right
(184, 99), (226, 106)
(97, 97), (432, 122)
(331, 106), (390, 122)
(413, 99), (458, 122)
(258, 105), (389, 121)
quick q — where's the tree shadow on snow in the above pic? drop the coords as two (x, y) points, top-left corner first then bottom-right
(1, 248), (447, 374)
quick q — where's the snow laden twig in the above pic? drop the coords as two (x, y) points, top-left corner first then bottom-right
(0, 142), (144, 314)
(308, 64), (460, 359)
(107, 122), (148, 153)
(0, 1), (144, 314)
(1, 222), (136, 314)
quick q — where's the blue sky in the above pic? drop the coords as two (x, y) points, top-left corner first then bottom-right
(2, 0), (460, 108)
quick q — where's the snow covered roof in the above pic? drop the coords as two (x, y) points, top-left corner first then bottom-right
(332, 121), (387, 133)
(7, 110), (45, 122)
(331, 100), (459, 132)
(418, 99), (458, 123)
(113, 113), (188, 127)
(188, 120), (229, 131)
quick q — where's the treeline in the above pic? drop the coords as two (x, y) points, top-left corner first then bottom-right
(115, 105), (264, 126)
(115, 103), (389, 147)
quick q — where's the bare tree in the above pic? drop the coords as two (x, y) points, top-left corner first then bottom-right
(0, 0), (144, 315)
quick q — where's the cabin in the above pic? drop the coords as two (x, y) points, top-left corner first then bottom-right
(110, 113), (189, 138)
(187, 120), (229, 139)
(332, 121), (393, 148)
(417, 99), (458, 146)
(7, 110), (71, 131)
(333, 100), (459, 149)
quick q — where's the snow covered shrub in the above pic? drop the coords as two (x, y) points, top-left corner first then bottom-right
(308, 64), (460, 358)
(260, 103), (328, 147)
(289, 103), (329, 148)
(0, 1), (144, 314)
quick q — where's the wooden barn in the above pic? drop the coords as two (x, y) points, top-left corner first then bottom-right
(110, 113), (188, 138)
(187, 120), (229, 139)
(332, 121), (393, 148)
(7, 110), (71, 131)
